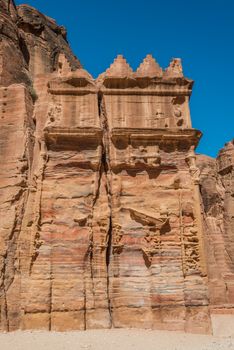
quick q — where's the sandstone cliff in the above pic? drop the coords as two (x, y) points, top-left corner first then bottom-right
(197, 141), (234, 309)
(0, 0), (233, 333)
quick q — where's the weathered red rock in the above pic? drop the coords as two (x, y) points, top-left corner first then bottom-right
(0, 0), (233, 334)
(197, 142), (234, 306)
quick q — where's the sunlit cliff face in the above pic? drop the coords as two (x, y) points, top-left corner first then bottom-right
(0, 0), (233, 334)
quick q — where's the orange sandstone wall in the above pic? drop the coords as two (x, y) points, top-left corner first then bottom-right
(0, 0), (233, 334)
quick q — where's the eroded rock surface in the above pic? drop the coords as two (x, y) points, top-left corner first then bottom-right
(197, 141), (234, 310)
(0, 0), (233, 334)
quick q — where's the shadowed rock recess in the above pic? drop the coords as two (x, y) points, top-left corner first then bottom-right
(0, 0), (233, 334)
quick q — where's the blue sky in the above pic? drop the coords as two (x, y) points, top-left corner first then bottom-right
(15, 0), (234, 157)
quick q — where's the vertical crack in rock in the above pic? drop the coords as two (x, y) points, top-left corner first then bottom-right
(106, 215), (113, 325)
(98, 91), (113, 326)
(29, 141), (48, 274)
(1, 0), (234, 333)
(103, 149), (113, 326)
(85, 125), (105, 328)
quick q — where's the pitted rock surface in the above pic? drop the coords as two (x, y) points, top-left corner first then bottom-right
(0, 0), (233, 333)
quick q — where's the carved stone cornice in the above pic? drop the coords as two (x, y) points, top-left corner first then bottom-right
(44, 126), (103, 147)
(48, 69), (97, 95)
(111, 127), (202, 146)
(100, 84), (193, 96)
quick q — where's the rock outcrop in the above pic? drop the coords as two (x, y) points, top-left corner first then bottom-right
(0, 0), (233, 334)
(197, 141), (234, 308)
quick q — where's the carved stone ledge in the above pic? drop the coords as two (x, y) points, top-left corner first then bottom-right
(109, 128), (196, 169)
(44, 126), (103, 140)
(44, 126), (103, 154)
(109, 160), (176, 171)
(111, 128), (202, 146)
(100, 85), (192, 96)
(48, 87), (98, 95)
(48, 70), (97, 95)
(125, 206), (169, 228)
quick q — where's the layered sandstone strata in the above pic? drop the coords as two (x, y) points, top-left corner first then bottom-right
(0, 0), (233, 334)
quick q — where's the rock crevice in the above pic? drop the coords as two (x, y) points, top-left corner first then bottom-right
(0, 0), (233, 334)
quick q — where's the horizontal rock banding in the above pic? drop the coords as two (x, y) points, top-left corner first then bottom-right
(0, 0), (233, 334)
